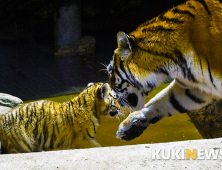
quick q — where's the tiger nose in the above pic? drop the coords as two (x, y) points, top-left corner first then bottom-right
(110, 111), (118, 117)
(110, 80), (115, 90)
(113, 94), (118, 99)
(111, 83), (114, 90)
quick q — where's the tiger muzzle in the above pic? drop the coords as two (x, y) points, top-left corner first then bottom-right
(109, 105), (120, 117)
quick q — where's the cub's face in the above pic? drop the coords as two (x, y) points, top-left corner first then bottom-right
(88, 83), (121, 117)
(98, 83), (121, 117)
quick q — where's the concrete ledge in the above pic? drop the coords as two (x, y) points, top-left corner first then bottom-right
(1, 138), (222, 169)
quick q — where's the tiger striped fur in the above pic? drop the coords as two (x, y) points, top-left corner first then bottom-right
(107, 0), (222, 140)
(0, 83), (120, 154)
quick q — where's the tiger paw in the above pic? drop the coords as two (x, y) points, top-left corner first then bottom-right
(116, 111), (148, 141)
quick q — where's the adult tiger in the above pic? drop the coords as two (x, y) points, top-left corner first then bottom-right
(0, 83), (120, 154)
(107, 0), (222, 141)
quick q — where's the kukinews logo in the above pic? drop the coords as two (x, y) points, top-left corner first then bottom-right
(152, 149), (221, 160)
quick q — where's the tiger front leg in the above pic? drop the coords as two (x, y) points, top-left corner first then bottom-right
(116, 106), (166, 141)
(116, 80), (214, 141)
(116, 110), (148, 141)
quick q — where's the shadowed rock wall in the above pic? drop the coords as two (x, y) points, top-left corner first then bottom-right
(187, 99), (222, 139)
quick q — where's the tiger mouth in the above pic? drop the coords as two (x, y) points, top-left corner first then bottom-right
(110, 111), (119, 117)
(126, 93), (138, 107)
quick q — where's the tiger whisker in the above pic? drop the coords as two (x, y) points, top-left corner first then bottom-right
(99, 69), (108, 72)
(116, 111), (127, 121)
(121, 101), (131, 108)
(116, 88), (125, 93)
(99, 62), (108, 69)
(117, 96), (132, 108)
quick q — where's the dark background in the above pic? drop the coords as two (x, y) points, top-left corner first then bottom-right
(0, 0), (186, 42)
(0, 0), (186, 101)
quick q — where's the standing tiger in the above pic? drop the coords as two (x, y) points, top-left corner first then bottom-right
(0, 82), (120, 154)
(107, 0), (222, 141)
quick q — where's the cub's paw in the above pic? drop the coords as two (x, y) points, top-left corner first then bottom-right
(116, 111), (148, 141)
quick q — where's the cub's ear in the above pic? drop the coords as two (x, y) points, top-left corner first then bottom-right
(98, 83), (109, 99)
(117, 32), (135, 60)
(87, 82), (95, 87)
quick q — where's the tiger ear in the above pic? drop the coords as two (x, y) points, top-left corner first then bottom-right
(98, 83), (109, 99)
(87, 82), (95, 87)
(117, 32), (134, 60)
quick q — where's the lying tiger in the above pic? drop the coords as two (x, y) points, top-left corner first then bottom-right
(107, 0), (222, 140)
(0, 82), (120, 154)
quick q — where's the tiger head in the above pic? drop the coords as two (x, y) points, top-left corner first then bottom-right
(87, 82), (121, 117)
(107, 32), (169, 110)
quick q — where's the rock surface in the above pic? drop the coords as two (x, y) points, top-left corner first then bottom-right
(0, 138), (221, 169)
(54, 2), (81, 46)
(55, 36), (96, 57)
(0, 93), (23, 115)
(187, 99), (222, 139)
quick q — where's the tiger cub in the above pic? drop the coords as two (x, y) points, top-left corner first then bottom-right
(0, 83), (120, 154)
(107, 0), (222, 141)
